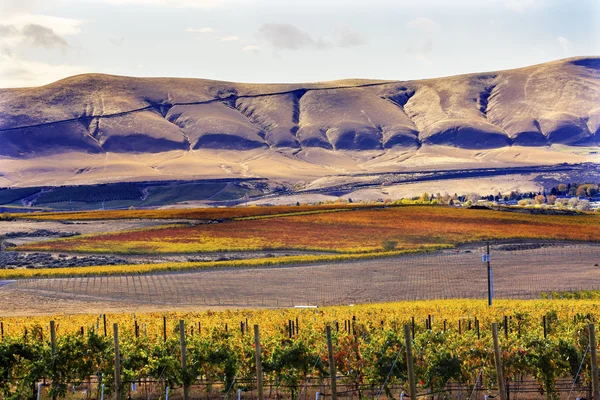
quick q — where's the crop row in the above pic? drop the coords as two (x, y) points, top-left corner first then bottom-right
(1, 298), (599, 399)
(16, 206), (600, 255)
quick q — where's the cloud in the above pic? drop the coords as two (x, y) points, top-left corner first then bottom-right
(0, 23), (68, 49)
(242, 45), (260, 53)
(185, 27), (214, 33)
(21, 24), (67, 48)
(405, 17), (441, 62)
(557, 36), (570, 53)
(257, 23), (365, 51)
(258, 24), (322, 50)
(0, 53), (88, 88)
(335, 26), (367, 47)
(2, 14), (83, 36)
(220, 35), (240, 41)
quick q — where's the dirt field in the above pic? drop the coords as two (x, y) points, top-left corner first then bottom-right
(2, 241), (598, 316)
(0, 218), (179, 239)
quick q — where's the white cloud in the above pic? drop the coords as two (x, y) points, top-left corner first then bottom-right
(185, 27), (215, 33)
(405, 17), (441, 62)
(220, 35), (240, 41)
(257, 23), (365, 51)
(0, 53), (88, 88)
(0, 9), (85, 88)
(242, 45), (260, 53)
(557, 36), (570, 53)
(2, 14), (83, 36)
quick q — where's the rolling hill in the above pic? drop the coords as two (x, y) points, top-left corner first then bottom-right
(0, 57), (598, 197)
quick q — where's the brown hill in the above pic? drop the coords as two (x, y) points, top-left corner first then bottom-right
(0, 57), (598, 158)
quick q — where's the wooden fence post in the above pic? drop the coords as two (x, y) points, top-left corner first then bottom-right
(50, 321), (57, 400)
(492, 323), (507, 400)
(326, 326), (337, 400)
(404, 325), (417, 400)
(163, 316), (167, 343)
(254, 325), (264, 400)
(179, 320), (190, 400)
(590, 324), (599, 400)
(543, 315), (547, 339)
(114, 324), (121, 400)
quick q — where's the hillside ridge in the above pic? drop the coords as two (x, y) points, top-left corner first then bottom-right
(0, 56), (598, 158)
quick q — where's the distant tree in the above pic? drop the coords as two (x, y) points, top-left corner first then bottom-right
(550, 187), (558, 196)
(296, 201), (300, 206)
(381, 239), (398, 251)
(348, 198), (353, 203)
(467, 193), (480, 203)
(577, 200), (591, 211)
(419, 193), (431, 203)
(534, 194), (546, 205)
(557, 184), (567, 194)
(547, 195), (557, 205)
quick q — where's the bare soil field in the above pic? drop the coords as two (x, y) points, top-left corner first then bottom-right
(2, 241), (598, 316)
(0, 218), (181, 238)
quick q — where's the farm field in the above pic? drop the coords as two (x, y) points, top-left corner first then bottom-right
(2, 242), (599, 314)
(3, 203), (376, 221)
(1, 298), (600, 399)
(15, 206), (600, 255)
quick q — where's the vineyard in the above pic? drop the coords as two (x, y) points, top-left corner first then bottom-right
(1, 298), (600, 399)
(15, 206), (600, 255)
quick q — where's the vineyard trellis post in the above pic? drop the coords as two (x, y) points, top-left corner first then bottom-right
(113, 323), (121, 400)
(254, 324), (264, 400)
(326, 325), (337, 400)
(179, 320), (190, 400)
(590, 324), (599, 400)
(404, 325), (417, 400)
(50, 320), (57, 400)
(492, 323), (507, 400)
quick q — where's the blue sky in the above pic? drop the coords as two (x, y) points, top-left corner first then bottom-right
(0, 0), (598, 87)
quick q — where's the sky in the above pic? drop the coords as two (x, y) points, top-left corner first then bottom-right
(0, 0), (599, 88)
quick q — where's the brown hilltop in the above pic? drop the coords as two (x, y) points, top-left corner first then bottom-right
(0, 57), (598, 158)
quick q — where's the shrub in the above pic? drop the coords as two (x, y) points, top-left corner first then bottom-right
(381, 240), (398, 251)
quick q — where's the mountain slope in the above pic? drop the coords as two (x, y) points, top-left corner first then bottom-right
(0, 57), (598, 159)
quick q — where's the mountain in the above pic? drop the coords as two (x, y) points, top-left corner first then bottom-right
(0, 57), (598, 193)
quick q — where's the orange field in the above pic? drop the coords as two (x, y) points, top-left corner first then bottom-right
(17, 206), (600, 254)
